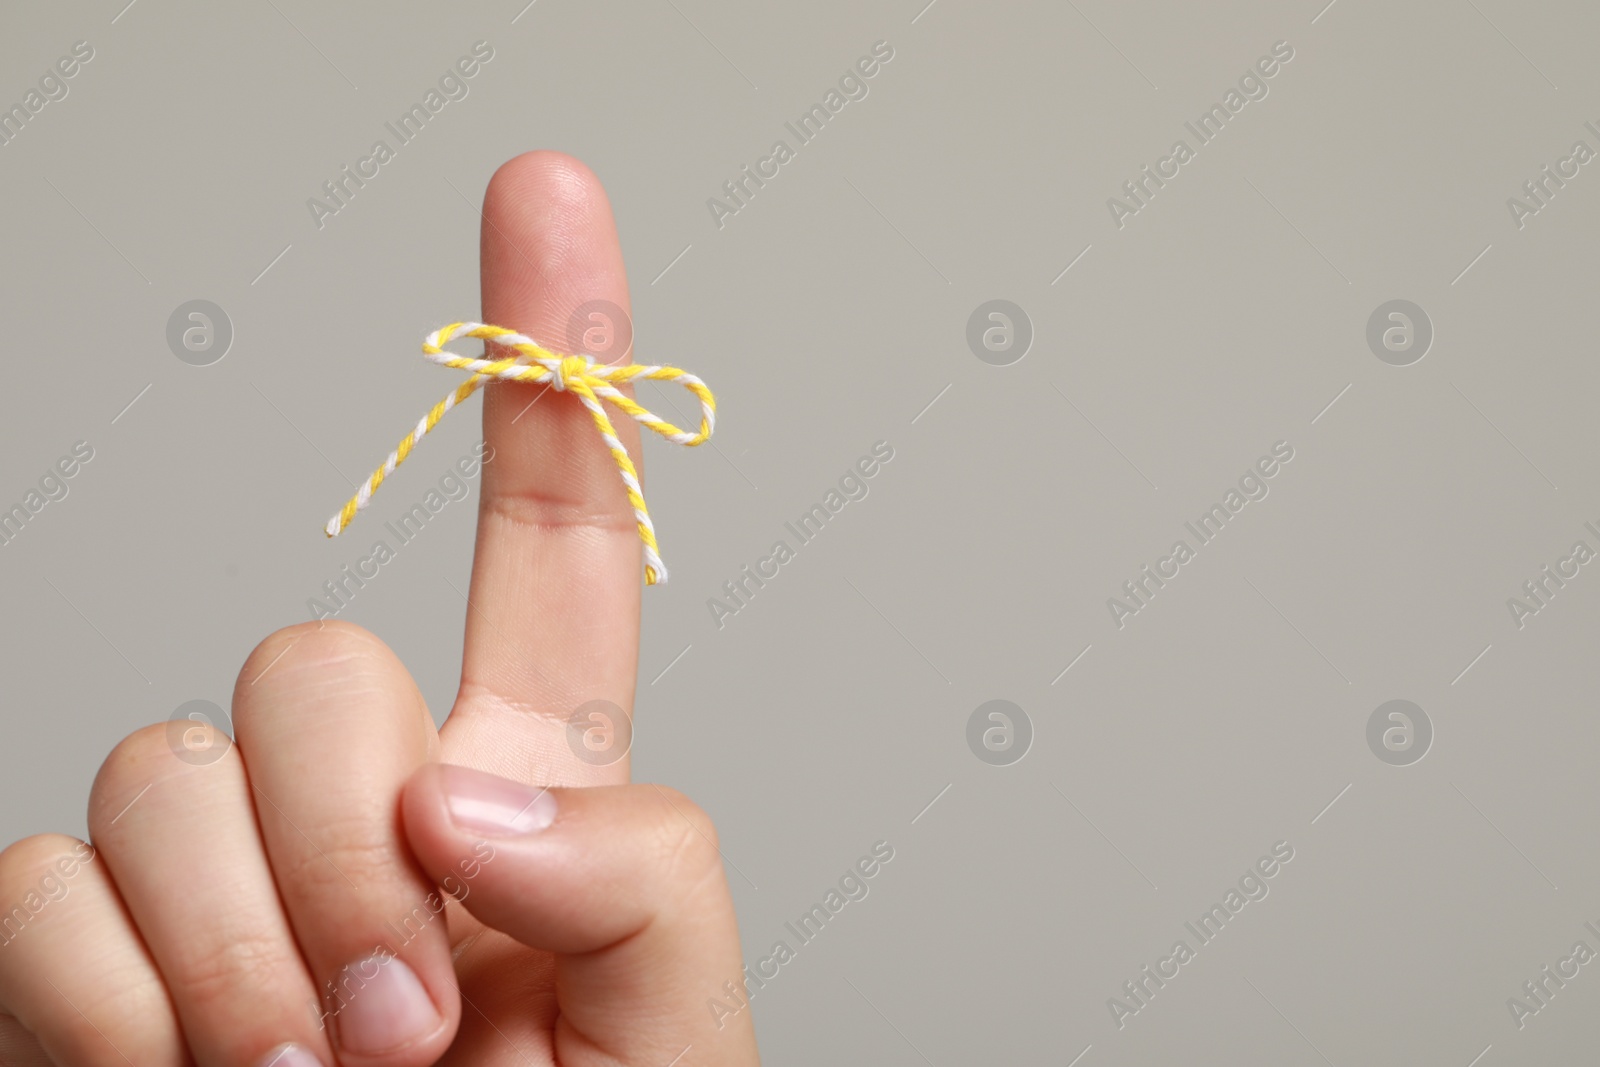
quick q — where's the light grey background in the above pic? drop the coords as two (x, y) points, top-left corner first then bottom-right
(2, 0), (1597, 1062)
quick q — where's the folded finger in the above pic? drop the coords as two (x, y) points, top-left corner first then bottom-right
(0, 833), (186, 1067)
(233, 621), (458, 1067)
(88, 726), (334, 1067)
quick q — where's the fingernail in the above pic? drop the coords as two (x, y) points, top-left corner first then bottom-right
(438, 764), (557, 836)
(330, 954), (440, 1057)
(258, 1045), (323, 1067)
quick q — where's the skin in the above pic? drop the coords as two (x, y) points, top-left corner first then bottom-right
(0, 151), (761, 1067)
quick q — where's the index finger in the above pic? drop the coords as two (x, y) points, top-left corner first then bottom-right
(441, 151), (642, 787)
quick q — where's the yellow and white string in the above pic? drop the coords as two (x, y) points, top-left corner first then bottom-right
(325, 322), (715, 585)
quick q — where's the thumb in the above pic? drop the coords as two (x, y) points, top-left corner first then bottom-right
(400, 764), (759, 1065)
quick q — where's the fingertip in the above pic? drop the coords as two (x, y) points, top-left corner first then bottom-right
(479, 150), (628, 352)
(399, 762), (445, 855)
(399, 763), (484, 888)
(401, 764), (558, 876)
(485, 150), (606, 214)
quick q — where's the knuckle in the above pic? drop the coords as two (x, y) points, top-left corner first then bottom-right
(270, 827), (400, 899)
(88, 723), (227, 835)
(0, 835), (98, 947)
(651, 787), (722, 881)
(232, 621), (414, 738)
(237, 619), (391, 692)
(0, 833), (92, 903)
(69, 979), (175, 1056)
(482, 490), (639, 537)
(170, 928), (301, 1011)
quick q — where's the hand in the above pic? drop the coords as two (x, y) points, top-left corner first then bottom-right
(0, 152), (759, 1067)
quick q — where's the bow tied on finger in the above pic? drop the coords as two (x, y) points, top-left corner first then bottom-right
(325, 322), (717, 586)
